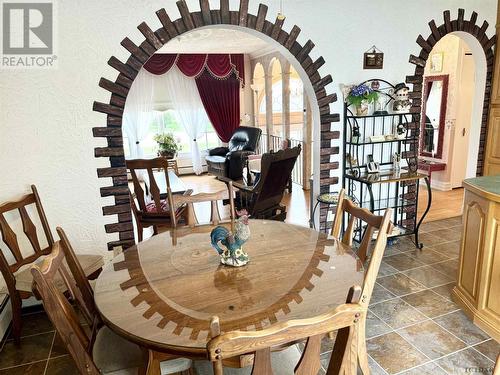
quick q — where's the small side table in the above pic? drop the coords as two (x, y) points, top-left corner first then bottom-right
(312, 193), (340, 232)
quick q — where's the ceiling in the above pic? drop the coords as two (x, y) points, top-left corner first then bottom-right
(157, 28), (277, 58)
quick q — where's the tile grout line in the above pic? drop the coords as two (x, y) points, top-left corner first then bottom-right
(4, 329), (56, 342)
(0, 359), (48, 372)
(43, 331), (56, 375)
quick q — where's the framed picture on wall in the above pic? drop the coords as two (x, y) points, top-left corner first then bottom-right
(430, 52), (444, 73)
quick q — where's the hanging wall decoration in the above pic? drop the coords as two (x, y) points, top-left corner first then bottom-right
(363, 46), (384, 69)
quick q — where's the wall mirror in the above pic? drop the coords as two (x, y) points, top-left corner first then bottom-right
(420, 75), (449, 158)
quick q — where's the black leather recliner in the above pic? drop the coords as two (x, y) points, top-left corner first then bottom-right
(205, 126), (262, 180)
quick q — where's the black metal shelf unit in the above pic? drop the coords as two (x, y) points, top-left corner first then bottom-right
(341, 79), (431, 248)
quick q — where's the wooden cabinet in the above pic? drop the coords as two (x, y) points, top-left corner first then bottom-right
(453, 176), (500, 341)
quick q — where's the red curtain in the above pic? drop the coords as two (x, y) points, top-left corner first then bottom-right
(176, 54), (207, 77)
(143, 53), (244, 84)
(195, 71), (240, 142)
(142, 54), (177, 75)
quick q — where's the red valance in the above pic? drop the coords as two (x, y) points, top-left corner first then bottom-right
(143, 53), (245, 84)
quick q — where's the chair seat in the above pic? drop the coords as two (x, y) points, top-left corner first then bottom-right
(93, 326), (192, 375)
(193, 345), (302, 374)
(145, 199), (181, 214)
(1, 254), (104, 294)
(205, 155), (227, 164)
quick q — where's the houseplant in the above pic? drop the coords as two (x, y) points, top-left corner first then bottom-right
(154, 132), (181, 159)
(347, 84), (379, 116)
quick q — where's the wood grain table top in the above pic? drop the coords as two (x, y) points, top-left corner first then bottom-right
(94, 220), (364, 355)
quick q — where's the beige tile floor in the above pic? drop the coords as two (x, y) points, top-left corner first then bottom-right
(0, 217), (498, 374)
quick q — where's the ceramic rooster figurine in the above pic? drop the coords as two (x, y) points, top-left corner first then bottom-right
(210, 210), (250, 267)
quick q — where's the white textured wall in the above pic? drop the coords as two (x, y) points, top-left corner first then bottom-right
(0, 0), (496, 261)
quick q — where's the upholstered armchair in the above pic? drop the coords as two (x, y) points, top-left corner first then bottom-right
(206, 126), (262, 180)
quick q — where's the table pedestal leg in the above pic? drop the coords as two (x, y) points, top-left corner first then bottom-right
(142, 350), (161, 375)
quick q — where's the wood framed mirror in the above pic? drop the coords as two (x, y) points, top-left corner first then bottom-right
(420, 75), (449, 159)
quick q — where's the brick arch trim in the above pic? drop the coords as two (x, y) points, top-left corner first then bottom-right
(92, 0), (340, 250)
(407, 8), (496, 176)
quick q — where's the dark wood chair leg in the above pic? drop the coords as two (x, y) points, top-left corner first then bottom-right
(153, 225), (158, 236)
(10, 294), (23, 344)
(137, 222), (144, 242)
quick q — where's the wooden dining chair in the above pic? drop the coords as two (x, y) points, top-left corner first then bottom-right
(127, 158), (192, 242)
(31, 228), (193, 375)
(171, 181), (236, 229)
(197, 207), (392, 375)
(0, 185), (104, 343)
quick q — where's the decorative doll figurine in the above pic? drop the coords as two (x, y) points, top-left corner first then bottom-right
(395, 122), (407, 139)
(210, 210), (250, 267)
(392, 83), (412, 113)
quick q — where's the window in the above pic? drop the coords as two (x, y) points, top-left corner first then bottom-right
(124, 110), (219, 158)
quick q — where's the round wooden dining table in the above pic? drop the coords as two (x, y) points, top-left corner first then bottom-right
(94, 220), (364, 370)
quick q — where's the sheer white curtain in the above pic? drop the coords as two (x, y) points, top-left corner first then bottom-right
(158, 66), (209, 175)
(123, 69), (155, 159)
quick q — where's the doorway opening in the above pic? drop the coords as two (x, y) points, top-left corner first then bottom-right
(92, 1), (339, 248)
(409, 9), (495, 223)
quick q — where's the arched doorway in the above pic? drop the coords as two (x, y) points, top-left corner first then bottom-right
(408, 8), (495, 177)
(92, 0), (339, 249)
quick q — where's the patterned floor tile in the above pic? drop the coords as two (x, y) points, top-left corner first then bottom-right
(473, 339), (500, 362)
(367, 332), (428, 374)
(45, 356), (79, 375)
(418, 232), (449, 247)
(426, 228), (461, 243)
(430, 282), (456, 301)
(366, 311), (392, 339)
(369, 283), (396, 305)
(0, 333), (54, 369)
(376, 261), (399, 277)
(0, 361), (46, 375)
(365, 355), (388, 375)
(386, 238), (415, 253)
(370, 298), (427, 329)
(398, 320), (466, 359)
(404, 265), (453, 288)
(377, 274), (425, 296)
(406, 248), (450, 265)
(430, 259), (459, 279)
(436, 347), (494, 374)
(401, 289), (458, 318)
(431, 240), (461, 259)
(438, 216), (462, 228)
(50, 334), (67, 358)
(7, 312), (54, 339)
(434, 311), (490, 345)
(382, 253), (426, 272)
(399, 361), (448, 374)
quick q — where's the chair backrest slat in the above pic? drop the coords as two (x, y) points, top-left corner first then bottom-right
(0, 185), (54, 272)
(0, 214), (22, 262)
(127, 158), (173, 214)
(172, 183), (235, 229)
(19, 206), (42, 253)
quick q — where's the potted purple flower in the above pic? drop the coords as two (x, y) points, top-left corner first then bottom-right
(347, 84), (379, 116)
